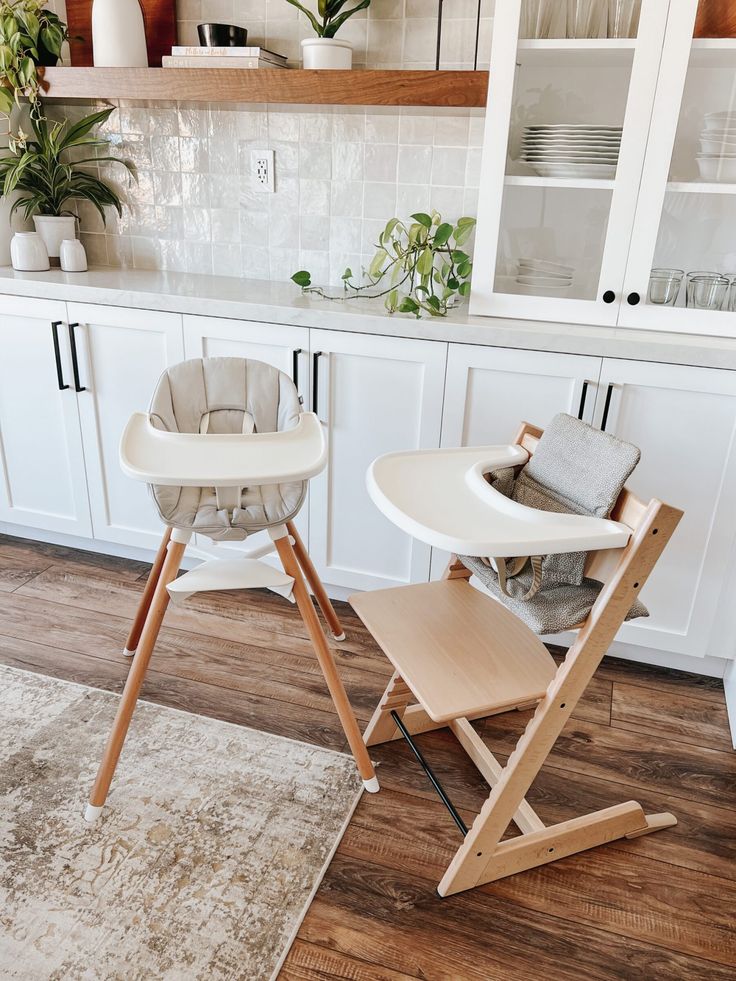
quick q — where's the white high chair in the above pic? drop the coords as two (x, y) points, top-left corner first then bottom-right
(351, 421), (682, 896)
(84, 357), (378, 822)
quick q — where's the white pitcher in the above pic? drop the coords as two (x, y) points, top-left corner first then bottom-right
(92, 0), (148, 67)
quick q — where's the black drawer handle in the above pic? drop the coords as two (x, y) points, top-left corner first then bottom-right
(292, 348), (302, 389)
(312, 351), (322, 415)
(602, 290), (616, 304)
(68, 322), (86, 392)
(627, 291), (641, 306)
(577, 381), (589, 420)
(600, 383), (615, 432)
(51, 321), (69, 391)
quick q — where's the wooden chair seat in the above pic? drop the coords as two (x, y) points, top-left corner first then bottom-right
(350, 579), (557, 722)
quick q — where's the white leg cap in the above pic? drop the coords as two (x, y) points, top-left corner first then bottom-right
(333, 632), (346, 642)
(362, 776), (380, 793)
(84, 804), (103, 823)
(123, 647), (136, 658)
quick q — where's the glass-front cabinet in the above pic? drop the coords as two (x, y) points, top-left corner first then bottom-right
(472, 0), (736, 337)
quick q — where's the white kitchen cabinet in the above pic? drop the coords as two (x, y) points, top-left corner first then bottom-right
(591, 358), (736, 660)
(309, 329), (447, 592)
(68, 302), (184, 551)
(0, 295), (92, 537)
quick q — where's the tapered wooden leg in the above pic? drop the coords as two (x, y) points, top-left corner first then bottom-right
(123, 527), (172, 657)
(85, 538), (187, 821)
(275, 534), (378, 791)
(286, 520), (346, 640)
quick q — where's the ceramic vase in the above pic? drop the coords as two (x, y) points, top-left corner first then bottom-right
(92, 0), (148, 67)
(301, 38), (353, 69)
(11, 232), (50, 271)
(60, 239), (88, 273)
(33, 215), (78, 262)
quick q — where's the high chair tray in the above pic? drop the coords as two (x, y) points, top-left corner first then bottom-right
(351, 580), (557, 723)
(120, 411), (327, 486)
(368, 445), (632, 558)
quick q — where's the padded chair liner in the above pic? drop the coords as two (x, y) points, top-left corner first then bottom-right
(147, 357), (306, 541)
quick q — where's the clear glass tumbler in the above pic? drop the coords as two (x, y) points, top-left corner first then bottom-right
(685, 274), (729, 310)
(608, 0), (641, 37)
(647, 268), (683, 306)
(568, 0), (607, 37)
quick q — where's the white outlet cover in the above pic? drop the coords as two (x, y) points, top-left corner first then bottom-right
(251, 148), (275, 193)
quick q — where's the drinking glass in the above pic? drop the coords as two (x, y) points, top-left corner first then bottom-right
(727, 278), (736, 312)
(647, 268), (683, 306)
(686, 274), (729, 310)
(608, 0), (641, 37)
(521, 0), (566, 38)
(567, 0), (607, 38)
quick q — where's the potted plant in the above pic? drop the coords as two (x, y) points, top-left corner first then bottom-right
(0, 1), (70, 121)
(0, 105), (134, 261)
(285, 0), (371, 69)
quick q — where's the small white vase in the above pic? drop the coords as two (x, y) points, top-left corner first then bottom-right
(301, 38), (353, 70)
(11, 232), (50, 271)
(60, 239), (88, 273)
(33, 215), (78, 262)
(92, 0), (148, 67)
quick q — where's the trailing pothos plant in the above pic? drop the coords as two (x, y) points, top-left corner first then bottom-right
(0, 106), (135, 224)
(0, 1), (70, 123)
(283, 0), (371, 38)
(292, 211), (476, 318)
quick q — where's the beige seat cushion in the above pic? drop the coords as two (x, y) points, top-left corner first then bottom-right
(148, 357), (306, 541)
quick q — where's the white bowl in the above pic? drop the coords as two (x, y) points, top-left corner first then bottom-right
(518, 257), (574, 274)
(699, 138), (736, 155)
(696, 155), (736, 181)
(517, 274), (574, 286)
(704, 114), (736, 132)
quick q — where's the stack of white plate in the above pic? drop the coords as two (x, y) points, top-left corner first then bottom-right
(697, 112), (736, 182)
(519, 124), (622, 179)
(516, 257), (574, 295)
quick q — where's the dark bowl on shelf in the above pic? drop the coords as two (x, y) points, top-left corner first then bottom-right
(197, 23), (248, 47)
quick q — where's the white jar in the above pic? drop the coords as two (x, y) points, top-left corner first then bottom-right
(33, 215), (78, 261)
(10, 232), (50, 271)
(60, 239), (88, 273)
(301, 38), (353, 70)
(92, 0), (148, 67)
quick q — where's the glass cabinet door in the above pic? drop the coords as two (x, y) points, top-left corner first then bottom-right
(621, 0), (736, 336)
(470, 0), (669, 326)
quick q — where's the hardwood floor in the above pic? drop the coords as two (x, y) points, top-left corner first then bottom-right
(1, 532), (734, 980)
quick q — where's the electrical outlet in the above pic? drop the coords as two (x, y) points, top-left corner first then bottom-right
(251, 149), (275, 193)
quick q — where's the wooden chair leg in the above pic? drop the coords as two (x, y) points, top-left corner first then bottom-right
(123, 527), (172, 657)
(275, 534), (379, 792)
(286, 520), (346, 641)
(364, 672), (414, 746)
(84, 538), (187, 822)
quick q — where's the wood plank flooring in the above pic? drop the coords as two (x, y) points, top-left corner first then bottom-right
(0, 532), (734, 981)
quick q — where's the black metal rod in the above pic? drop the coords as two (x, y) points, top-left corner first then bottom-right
(51, 320), (69, 391)
(67, 322), (86, 392)
(435, 0), (444, 70)
(577, 380), (589, 420)
(391, 710), (468, 837)
(473, 0), (483, 70)
(600, 382), (614, 432)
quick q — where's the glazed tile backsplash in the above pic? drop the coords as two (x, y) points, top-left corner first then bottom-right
(46, 1), (491, 284)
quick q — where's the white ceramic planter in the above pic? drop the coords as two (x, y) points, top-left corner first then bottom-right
(33, 215), (78, 261)
(92, 0), (148, 67)
(60, 239), (88, 273)
(301, 38), (353, 70)
(11, 232), (50, 271)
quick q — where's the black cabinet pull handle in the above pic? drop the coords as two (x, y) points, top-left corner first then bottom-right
(292, 348), (302, 389)
(577, 381), (589, 420)
(627, 291), (640, 305)
(68, 322), (86, 392)
(51, 321), (69, 391)
(602, 290), (616, 304)
(312, 351), (322, 415)
(600, 383), (615, 432)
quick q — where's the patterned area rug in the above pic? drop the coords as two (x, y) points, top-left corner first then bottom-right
(0, 666), (362, 980)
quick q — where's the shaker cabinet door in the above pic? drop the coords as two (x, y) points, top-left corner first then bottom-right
(0, 295), (92, 537)
(67, 302), (184, 551)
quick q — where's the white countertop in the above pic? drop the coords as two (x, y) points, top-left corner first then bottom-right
(2, 266), (736, 370)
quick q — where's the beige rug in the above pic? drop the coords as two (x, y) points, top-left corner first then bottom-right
(0, 665), (362, 980)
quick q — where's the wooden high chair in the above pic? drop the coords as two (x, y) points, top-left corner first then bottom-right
(351, 422), (682, 896)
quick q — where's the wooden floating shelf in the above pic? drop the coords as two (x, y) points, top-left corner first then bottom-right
(40, 67), (489, 108)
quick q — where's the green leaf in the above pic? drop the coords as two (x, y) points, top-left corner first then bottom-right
(459, 281), (471, 296)
(457, 259), (471, 278)
(341, 267), (353, 280)
(447, 276), (459, 290)
(369, 248), (388, 279)
(0, 85), (13, 115)
(416, 247), (433, 276)
(433, 222), (453, 247)
(453, 224), (474, 246)
(282, 0), (324, 35)
(411, 212), (432, 229)
(456, 216), (476, 229)
(426, 295), (441, 311)
(322, 0), (371, 38)
(291, 270), (312, 288)
(385, 288), (399, 313)
(398, 297), (420, 314)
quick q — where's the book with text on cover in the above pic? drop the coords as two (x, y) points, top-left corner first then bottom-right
(171, 45), (287, 65)
(163, 55), (287, 69)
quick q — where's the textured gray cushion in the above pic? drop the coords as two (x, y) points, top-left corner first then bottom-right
(148, 357), (306, 541)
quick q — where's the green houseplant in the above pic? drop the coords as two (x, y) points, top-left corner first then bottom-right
(286, 0), (371, 69)
(0, 1), (70, 121)
(292, 210), (476, 318)
(0, 105), (134, 258)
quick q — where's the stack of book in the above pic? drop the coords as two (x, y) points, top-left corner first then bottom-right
(163, 46), (288, 69)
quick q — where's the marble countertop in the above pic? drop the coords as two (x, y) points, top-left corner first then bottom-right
(2, 266), (736, 370)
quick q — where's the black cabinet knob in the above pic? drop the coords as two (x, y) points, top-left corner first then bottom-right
(602, 290), (616, 304)
(627, 292), (641, 305)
